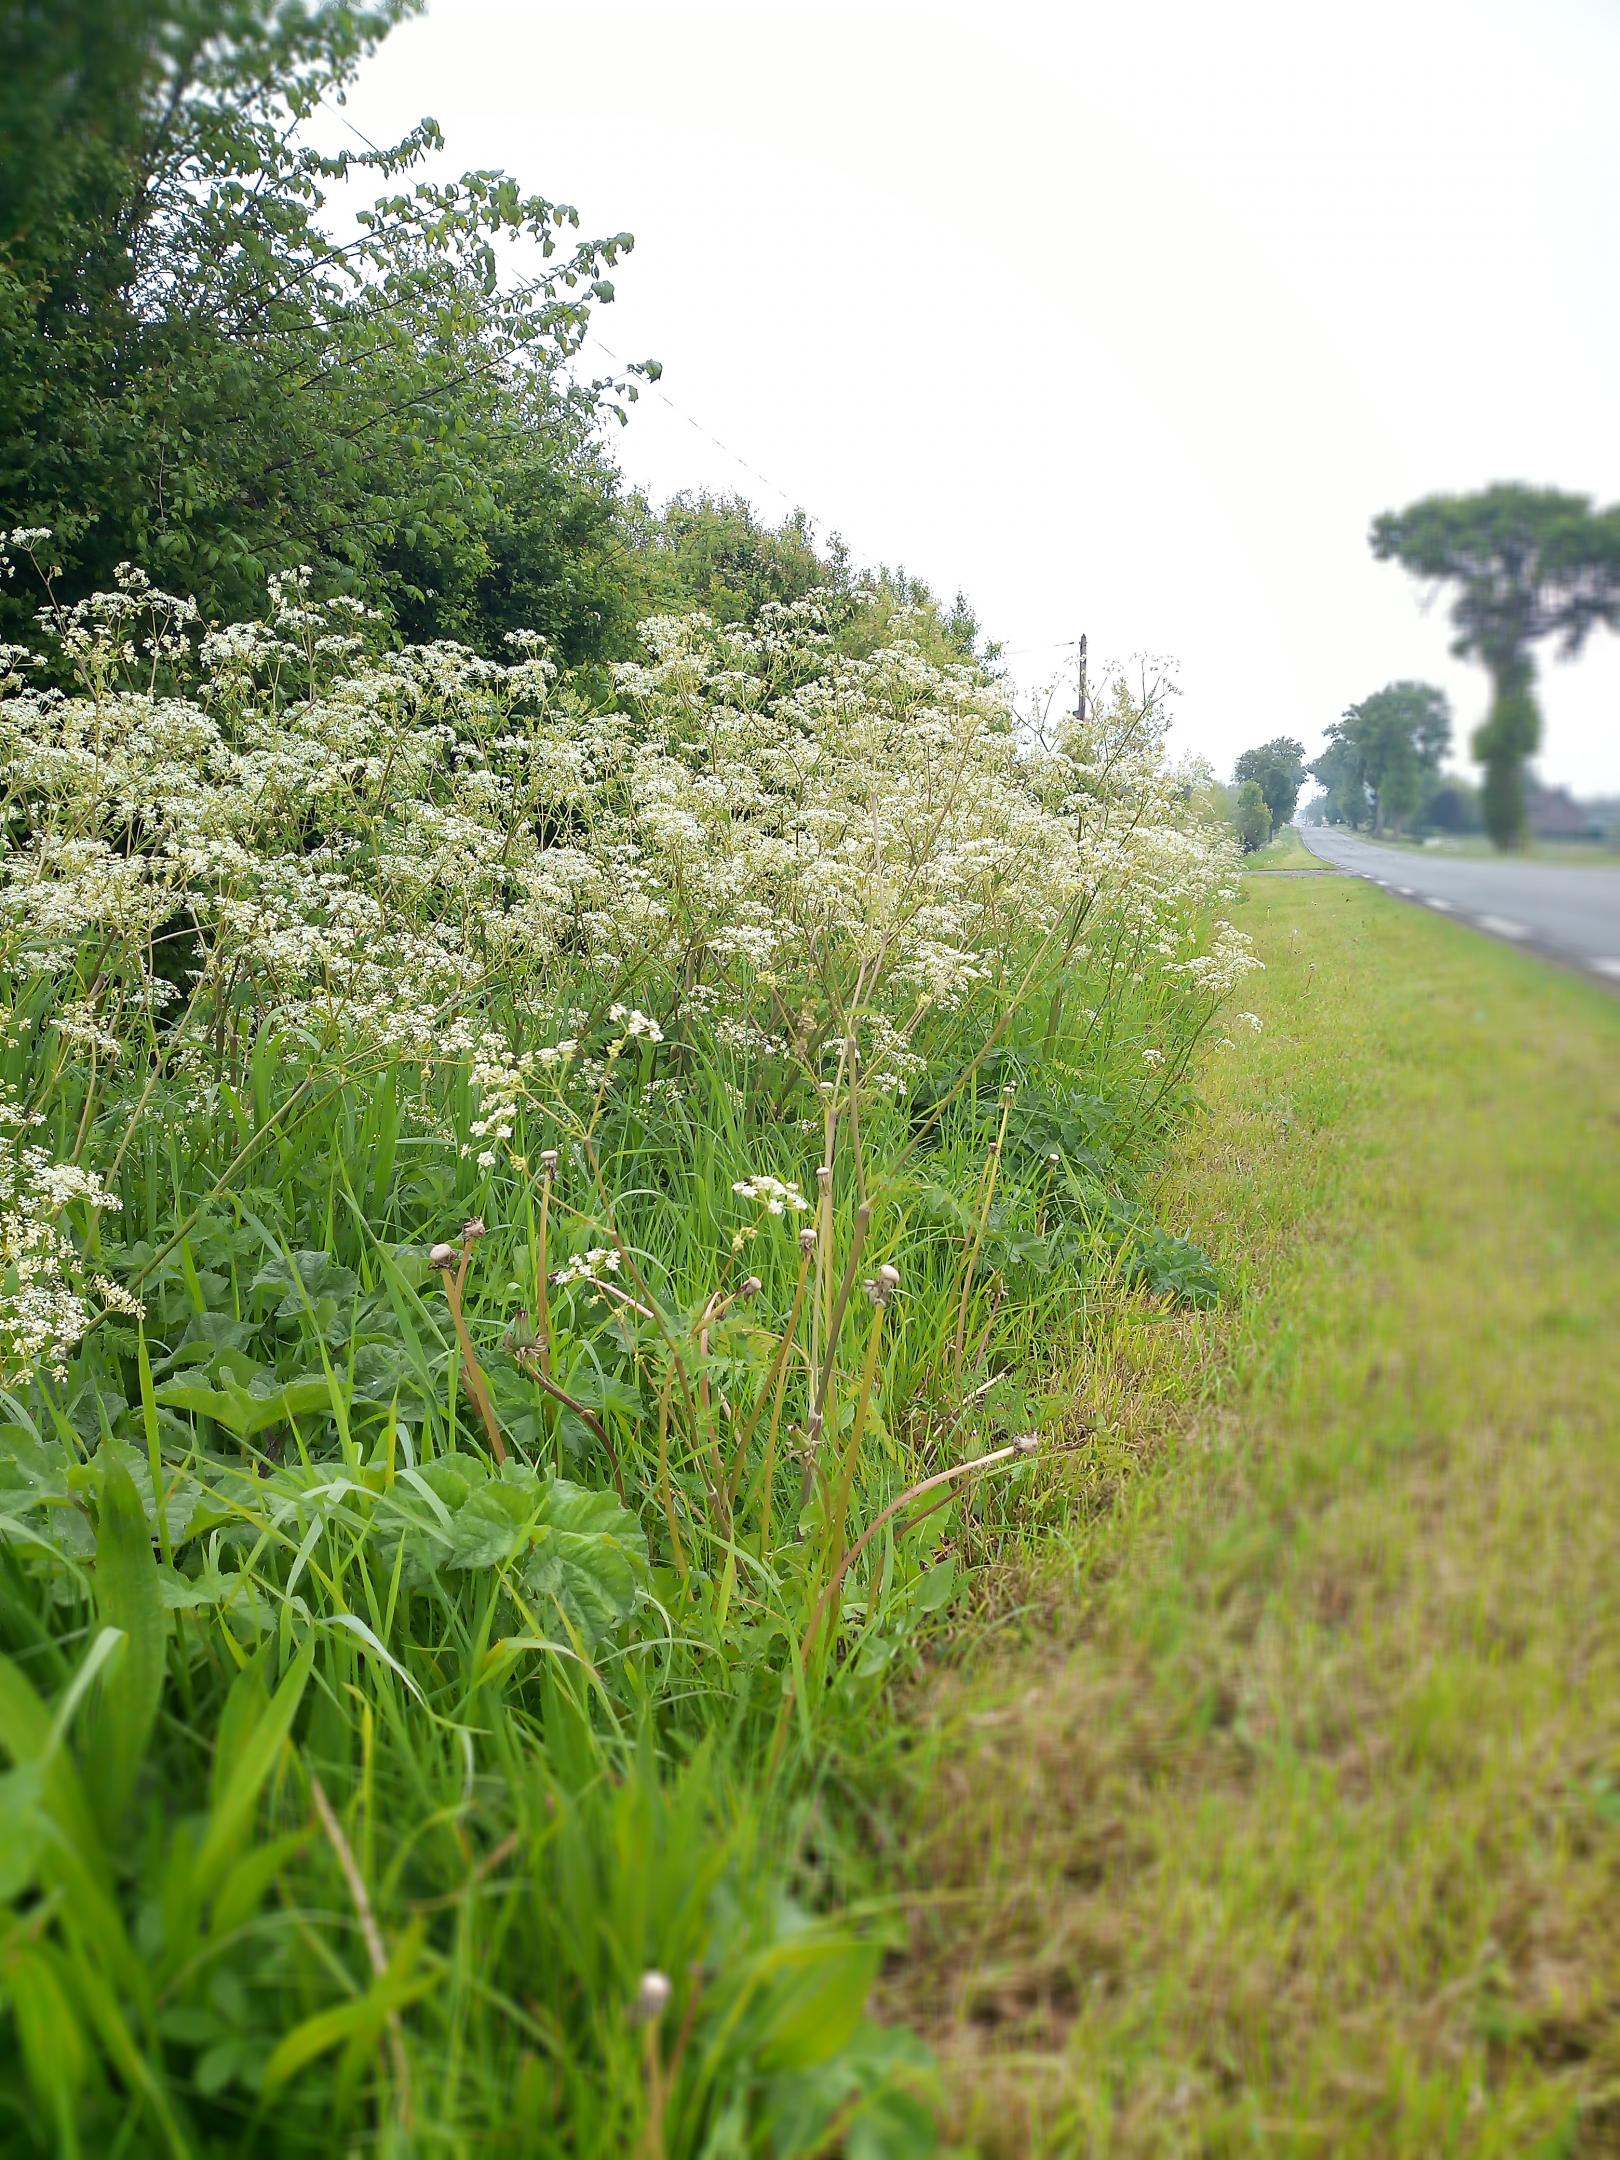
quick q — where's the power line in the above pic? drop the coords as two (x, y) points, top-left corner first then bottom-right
(583, 331), (825, 528)
(324, 95), (1093, 659)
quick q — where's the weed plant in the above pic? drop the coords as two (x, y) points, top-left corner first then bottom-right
(0, 544), (1257, 2153)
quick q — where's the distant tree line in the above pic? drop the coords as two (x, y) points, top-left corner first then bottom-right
(1308, 682), (1451, 836)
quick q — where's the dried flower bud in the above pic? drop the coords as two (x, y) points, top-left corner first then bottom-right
(863, 1262), (900, 1308)
(630, 1969), (672, 2027)
(539, 1148), (559, 1176)
(429, 1242), (457, 1270)
(1011, 1432), (1040, 1456)
(799, 1225), (817, 1254)
(461, 1216), (487, 1243)
(739, 1275), (763, 1299)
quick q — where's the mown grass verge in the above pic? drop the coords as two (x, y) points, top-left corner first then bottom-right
(887, 872), (1620, 2155)
(1244, 826), (1319, 872)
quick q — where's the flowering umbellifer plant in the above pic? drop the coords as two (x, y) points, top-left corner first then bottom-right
(1, 536), (1254, 1460)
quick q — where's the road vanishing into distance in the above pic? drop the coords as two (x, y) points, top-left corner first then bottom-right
(1299, 827), (1620, 989)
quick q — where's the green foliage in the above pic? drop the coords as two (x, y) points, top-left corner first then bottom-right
(1232, 778), (1273, 852)
(1232, 736), (1307, 829)
(625, 489), (994, 669)
(1371, 485), (1620, 848)
(0, 15), (1244, 2146)
(1310, 680), (1450, 835)
(630, 492), (838, 624)
(0, 555), (1254, 2148)
(0, 0), (648, 655)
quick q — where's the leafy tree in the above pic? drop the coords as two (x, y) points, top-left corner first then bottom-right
(629, 493), (840, 624)
(623, 491), (994, 670)
(1233, 736), (1307, 829)
(1311, 681), (1449, 836)
(1232, 778), (1272, 852)
(1371, 486), (1620, 848)
(0, 0), (651, 651)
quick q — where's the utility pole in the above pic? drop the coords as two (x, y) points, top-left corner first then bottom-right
(1074, 632), (1088, 725)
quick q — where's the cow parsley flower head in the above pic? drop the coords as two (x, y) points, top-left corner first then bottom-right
(732, 1174), (810, 1216)
(551, 1247), (622, 1287)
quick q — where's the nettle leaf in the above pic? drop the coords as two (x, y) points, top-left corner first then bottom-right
(413, 1456), (478, 1514)
(157, 1564), (274, 1630)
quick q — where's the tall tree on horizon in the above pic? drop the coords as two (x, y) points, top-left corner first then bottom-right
(1371, 485), (1620, 849)
(1232, 736), (1308, 829)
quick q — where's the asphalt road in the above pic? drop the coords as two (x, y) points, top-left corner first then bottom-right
(1298, 827), (1620, 987)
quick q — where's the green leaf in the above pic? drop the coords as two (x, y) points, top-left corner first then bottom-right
(0, 1762), (50, 1900)
(90, 1457), (167, 1817)
(196, 1636), (314, 1899)
(443, 1480), (535, 1568)
(748, 1931), (880, 2072)
(154, 1373), (344, 1440)
(520, 1478), (646, 1650)
(259, 1923), (431, 2097)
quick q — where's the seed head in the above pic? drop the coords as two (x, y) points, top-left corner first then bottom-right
(798, 1225), (817, 1254)
(429, 1241), (457, 1270)
(630, 1969), (672, 2027)
(739, 1275), (763, 1299)
(461, 1216), (487, 1243)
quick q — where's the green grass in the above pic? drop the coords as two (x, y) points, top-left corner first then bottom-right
(1244, 826), (1319, 871)
(888, 871), (1620, 2154)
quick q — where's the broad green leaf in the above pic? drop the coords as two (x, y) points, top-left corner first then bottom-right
(443, 1480), (535, 1568)
(746, 1933), (879, 2073)
(154, 1374), (344, 1440)
(520, 1479), (646, 1650)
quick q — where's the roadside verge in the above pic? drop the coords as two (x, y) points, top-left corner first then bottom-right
(884, 871), (1620, 2154)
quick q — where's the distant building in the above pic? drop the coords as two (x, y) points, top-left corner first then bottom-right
(1526, 781), (1602, 841)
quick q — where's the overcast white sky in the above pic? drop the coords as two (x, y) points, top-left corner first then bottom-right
(340, 0), (1620, 792)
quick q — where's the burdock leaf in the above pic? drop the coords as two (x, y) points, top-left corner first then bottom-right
(520, 1479), (646, 1649)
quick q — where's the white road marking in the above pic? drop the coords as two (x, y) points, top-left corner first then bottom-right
(1478, 915), (1530, 939)
(1426, 897), (1453, 912)
(1592, 957), (1620, 980)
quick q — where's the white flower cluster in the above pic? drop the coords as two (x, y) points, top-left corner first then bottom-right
(0, 1092), (126, 1383)
(1, 572), (1259, 1193)
(732, 1174), (811, 1215)
(551, 1247), (622, 1288)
